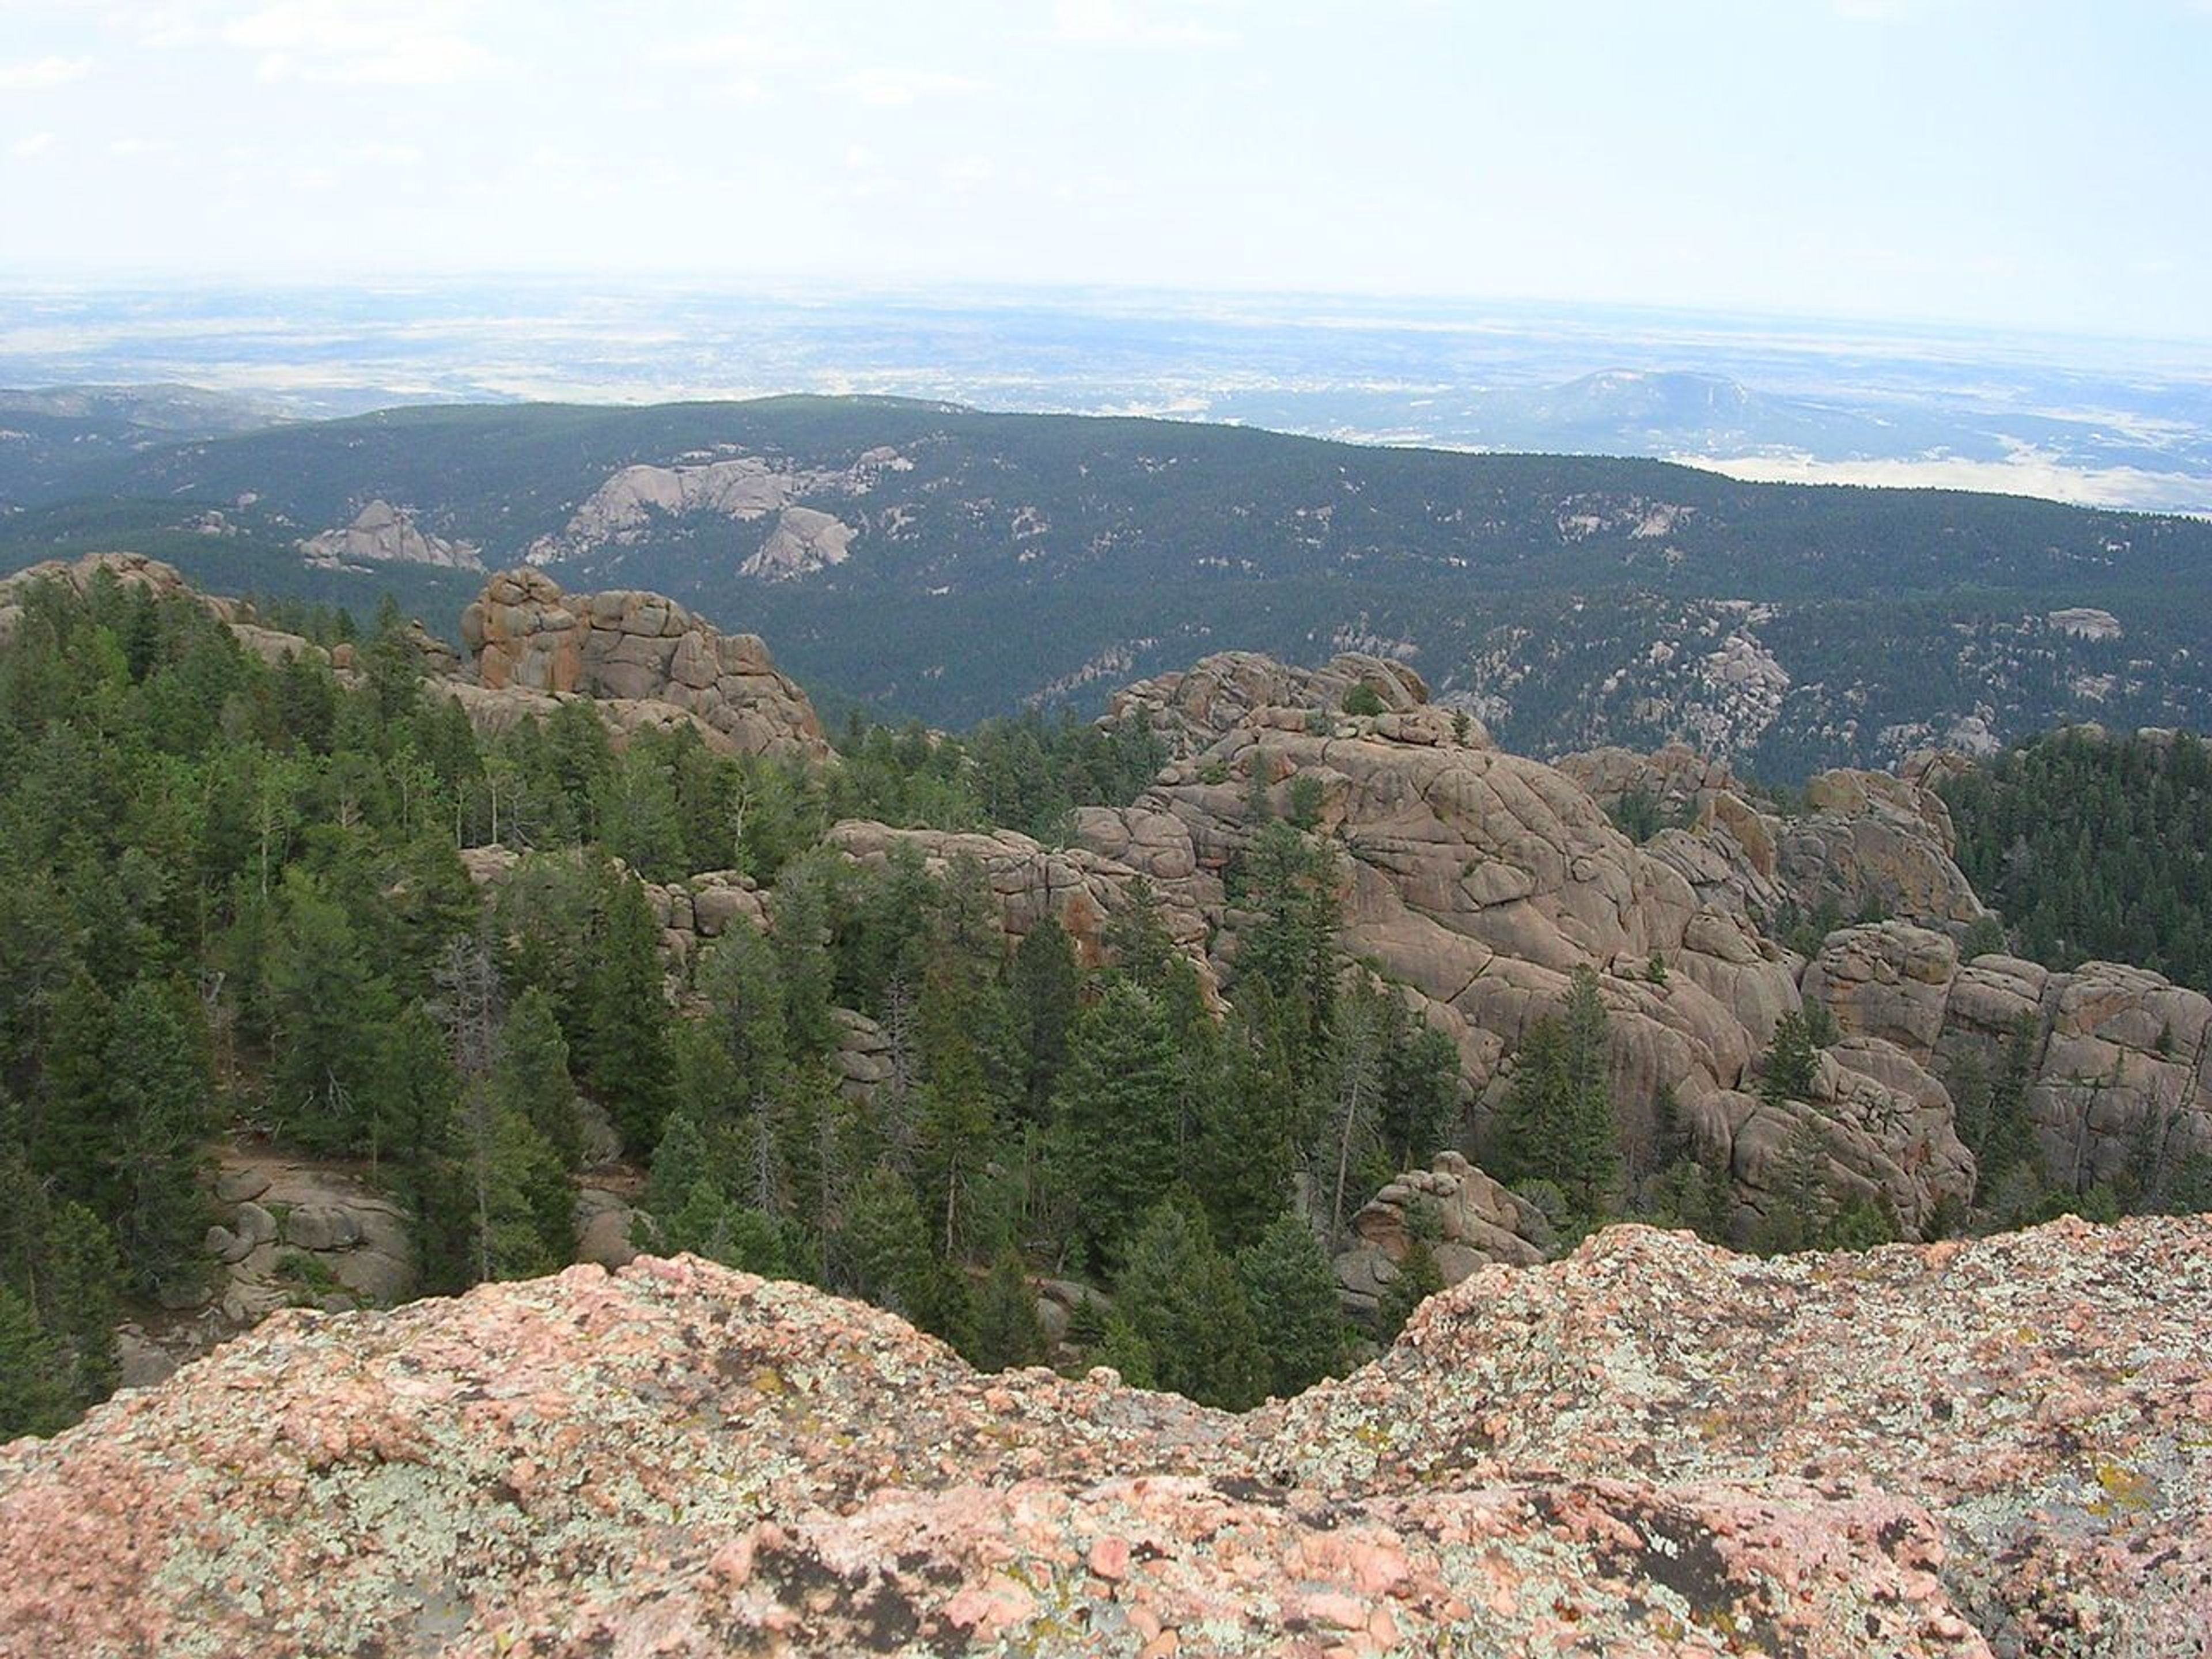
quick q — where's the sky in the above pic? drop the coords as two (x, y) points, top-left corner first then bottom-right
(2, 0), (2209, 339)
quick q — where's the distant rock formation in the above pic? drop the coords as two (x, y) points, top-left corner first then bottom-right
(527, 448), (908, 577)
(300, 499), (483, 570)
(458, 568), (831, 761)
(6, 1221), (2207, 1654)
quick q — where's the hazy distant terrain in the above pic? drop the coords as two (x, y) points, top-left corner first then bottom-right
(5, 282), (2208, 514)
(4, 392), (2207, 777)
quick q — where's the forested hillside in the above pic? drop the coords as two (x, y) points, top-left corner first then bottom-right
(7, 555), (2210, 1447)
(1942, 728), (2212, 994)
(5, 396), (2210, 773)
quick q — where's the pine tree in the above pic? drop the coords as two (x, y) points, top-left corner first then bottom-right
(103, 979), (210, 1294)
(578, 867), (673, 1152)
(1753, 1115), (1836, 1255)
(1376, 1237), (1445, 1339)
(43, 1200), (120, 1409)
(1009, 916), (1081, 1123)
(1116, 1195), (1267, 1410)
(0, 1286), (68, 1440)
(1050, 981), (1181, 1261)
(492, 987), (584, 1171)
(1758, 1010), (1823, 1107)
(1236, 1212), (1349, 1398)
(969, 1246), (1046, 1372)
(1487, 968), (1621, 1226)
(266, 870), (399, 1156)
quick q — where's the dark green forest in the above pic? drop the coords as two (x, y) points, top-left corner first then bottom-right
(1942, 728), (2212, 995)
(0, 568), (1473, 1434)
(6, 395), (2211, 768)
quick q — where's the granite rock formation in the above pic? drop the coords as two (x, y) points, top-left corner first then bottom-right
(459, 568), (831, 760)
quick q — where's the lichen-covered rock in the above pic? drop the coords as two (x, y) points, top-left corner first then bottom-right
(458, 568), (830, 761)
(1269, 1219), (2212, 1657)
(12, 1225), (2211, 1654)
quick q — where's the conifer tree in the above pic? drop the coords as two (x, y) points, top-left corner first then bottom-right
(1009, 915), (1081, 1123)
(1117, 1195), (1267, 1410)
(103, 979), (210, 1293)
(578, 866), (672, 1152)
(1236, 1212), (1349, 1397)
(1376, 1237), (1446, 1340)
(492, 987), (584, 1171)
(0, 1286), (67, 1440)
(1050, 980), (1181, 1260)
(970, 1245), (1046, 1372)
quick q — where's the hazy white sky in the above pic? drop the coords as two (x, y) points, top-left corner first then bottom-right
(2, 0), (2208, 337)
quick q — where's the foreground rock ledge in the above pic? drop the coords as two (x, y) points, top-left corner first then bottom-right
(3, 1224), (2208, 1657)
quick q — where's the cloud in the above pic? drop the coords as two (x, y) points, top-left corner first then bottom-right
(344, 142), (425, 165)
(1052, 0), (1233, 47)
(8, 131), (56, 158)
(0, 55), (92, 89)
(224, 2), (499, 85)
(837, 67), (987, 106)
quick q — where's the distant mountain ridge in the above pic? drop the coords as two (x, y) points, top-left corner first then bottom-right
(2, 392), (2209, 776)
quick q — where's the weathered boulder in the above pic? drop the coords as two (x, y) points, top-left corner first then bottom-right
(1331, 1151), (1545, 1318)
(1116, 714), (1798, 1116)
(1555, 740), (1743, 816)
(2025, 961), (2212, 1190)
(1692, 1037), (1976, 1240)
(458, 569), (831, 762)
(1800, 921), (1960, 1062)
(1777, 768), (1986, 931)
(830, 820), (1213, 982)
(1107, 649), (1446, 755)
(299, 499), (483, 570)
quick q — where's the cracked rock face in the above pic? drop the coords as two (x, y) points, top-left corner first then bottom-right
(6, 1222), (2207, 1655)
(458, 568), (831, 762)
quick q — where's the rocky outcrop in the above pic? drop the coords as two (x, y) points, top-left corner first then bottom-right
(527, 448), (907, 574)
(1554, 740), (1743, 816)
(299, 499), (483, 570)
(1790, 927), (2212, 1198)
(1691, 1040), (1977, 1240)
(1330, 1151), (1545, 1319)
(1108, 650), (1445, 755)
(459, 569), (831, 761)
(9, 1223), (2210, 1654)
(1777, 768), (1986, 931)
(1109, 705), (1801, 1132)
(830, 819), (1214, 975)
(1800, 920), (1959, 1062)
(2027, 961), (2212, 1190)
(1272, 1218), (2212, 1657)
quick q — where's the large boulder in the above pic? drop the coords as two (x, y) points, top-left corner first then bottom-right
(1331, 1151), (1545, 1319)
(1692, 1037), (1976, 1240)
(1776, 768), (1986, 932)
(1800, 921), (1960, 1063)
(1107, 649), (1441, 755)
